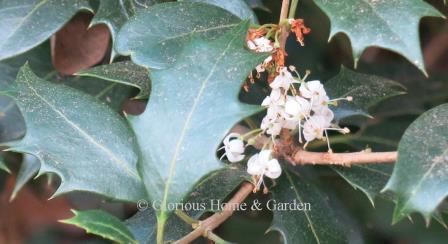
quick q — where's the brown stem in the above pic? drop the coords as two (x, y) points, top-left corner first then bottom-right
(279, 0), (290, 24)
(174, 182), (254, 244)
(287, 149), (397, 166)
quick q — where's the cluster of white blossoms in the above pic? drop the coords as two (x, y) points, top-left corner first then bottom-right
(261, 66), (352, 150)
(219, 66), (352, 192)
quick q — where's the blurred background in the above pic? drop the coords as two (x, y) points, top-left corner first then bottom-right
(1, 0), (448, 243)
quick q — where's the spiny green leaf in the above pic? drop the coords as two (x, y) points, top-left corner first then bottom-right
(0, 156), (10, 173)
(185, 0), (257, 22)
(61, 75), (136, 111)
(11, 154), (40, 200)
(126, 166), (248, 243)
(269, 169), (362, 244)
(0, 0), (92, 61)
(0, 42), (53, 142)
(3, 64), (146, 202)
(115, 1), (241, 69)
(76, 61), (150, 99)
(61, 210), (137, 244)
(384, 103), (448, 224)
(326, 67), (406, 121)
(90, 0), (156, 60)
(329, 119), (409, 205)
(333, 164), (392, 206)
(127, 21), (266, 236)
(313, 0), (444, 73)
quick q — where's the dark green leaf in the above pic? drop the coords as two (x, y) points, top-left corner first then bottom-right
(76, 61), (150, 99)
(2, 64), (146, 202)
(384, 103), (448, 223)
(126, 166), (248, 243)
(61, 75), (136, 111)
(0, 0), (92, 60)
(128, 21), (266, 237)
(61, 209), (137, 244)
(312, 0), (443, 73)
(0, 155), (10, 173)
(115, 2), (241, 69)
(11, 154), (40, 200)
(333, 164), (392, 205)
(185, 0), (257, 22)
(326, 67), (406, 121)
(0, 42), (53, 142)
(269, 169), (362, 243)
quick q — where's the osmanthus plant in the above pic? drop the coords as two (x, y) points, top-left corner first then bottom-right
(0, 0), (447, 243)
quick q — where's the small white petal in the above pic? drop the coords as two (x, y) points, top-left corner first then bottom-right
(265, 159), (282, 179)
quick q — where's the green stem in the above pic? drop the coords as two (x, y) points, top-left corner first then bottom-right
(288, 0), (299, 19)
(174, 209), (198, 225)
(240, 128), (263, 141)
(156, 216), (167, 244)
(206, 231), (234, 244)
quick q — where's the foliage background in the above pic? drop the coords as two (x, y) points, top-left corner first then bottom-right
(0, 0), (447, 243)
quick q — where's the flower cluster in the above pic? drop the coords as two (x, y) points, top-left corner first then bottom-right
(220, 133), (281, 193)
(218, 19), (350, 193)
(261, 66), (352, 151)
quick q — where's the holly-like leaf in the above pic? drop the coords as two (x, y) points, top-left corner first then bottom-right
(61, 75), (136, 111)
(0, 42), (53, 142)
(0, 0), (92, 61)
(269, 169), (362, 243)
(329, 119), (410, 205)
(61, 210), (137, 244)
(333, 164), (392, 206)
(383, 103), (448, 223)
(185, 0), (257, 22)
(326, 67), (406, 121)
(116, 2), (241, 69)
(1, 64), (146, 202)
(126, 166), (248, 243)
(0, 156), (10, 173)
(90, 0), (136, 43)
(11, 154), (40, 200)
(127, 21), (266, 238)
(312, 0), (444, 73)
(76, 61), (150, 99)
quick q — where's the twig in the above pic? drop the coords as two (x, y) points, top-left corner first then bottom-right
(278, 0), (291, 51)
(174, 182), (254, 244)
(279, 0), (290, 24)
(286, 149), (397, 165)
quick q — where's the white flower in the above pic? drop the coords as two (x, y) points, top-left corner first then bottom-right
(219, 133), (245, 162)
(247, 150), (282, 190)
(299, 80), (330, 113)
(284, 96), (311, 121)
(247, 37), (273, 53)
(261, 88), (284, 107)
(302, 115), (331, 142)
(270, 67), (296, 90)
(253, 37), (274, 52)
(261, 117), (283, 137)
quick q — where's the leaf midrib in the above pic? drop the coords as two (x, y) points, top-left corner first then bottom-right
(400, 146), (448, 210)
(160, 31), (240, 211)
(0, 0), (50, 47)
(22, 78), (140, 180)
(357, 0), (407, 48)
(285, 170), (321, 244)
(160, 24), (238, 43)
